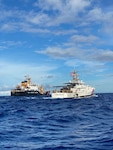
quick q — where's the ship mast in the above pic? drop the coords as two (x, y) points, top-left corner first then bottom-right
(71, 71), (79, 81)
(25, 75), (31, 85)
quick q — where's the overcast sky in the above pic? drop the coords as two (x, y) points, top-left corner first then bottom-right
(0, 0), (113, 95)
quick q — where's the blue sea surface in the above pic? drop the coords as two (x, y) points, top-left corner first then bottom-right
(0, 93), (113, 150)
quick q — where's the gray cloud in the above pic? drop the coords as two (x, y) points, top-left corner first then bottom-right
(36, 46), (113, 63)
(70, 35), (99, 43)
(91, 49), (113, 62)
(0, 0), (113, 35)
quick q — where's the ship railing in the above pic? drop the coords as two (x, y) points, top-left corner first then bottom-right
(53, 90), (72, 93)
(12, 89), (25, 92)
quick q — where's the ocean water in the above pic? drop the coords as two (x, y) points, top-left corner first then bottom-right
(0, 94), (113, 150)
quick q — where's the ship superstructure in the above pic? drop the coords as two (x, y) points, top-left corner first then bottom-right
(11, 76), (50, 96)
(52, 71), (95, 99)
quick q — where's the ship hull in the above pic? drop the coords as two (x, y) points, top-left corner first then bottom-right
(11, 90), (50, 97)
(52, 92), (76, 99)
(52, 91), (94, 99)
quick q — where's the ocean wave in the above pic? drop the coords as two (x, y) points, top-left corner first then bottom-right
(0, 93), (113, 149)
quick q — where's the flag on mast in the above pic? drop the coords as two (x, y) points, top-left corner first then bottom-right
(70, 71), (77, 77)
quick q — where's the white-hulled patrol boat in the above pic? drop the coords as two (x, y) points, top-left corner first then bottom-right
(11, 76), (50, 96)
(52, 71), (95, 99)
